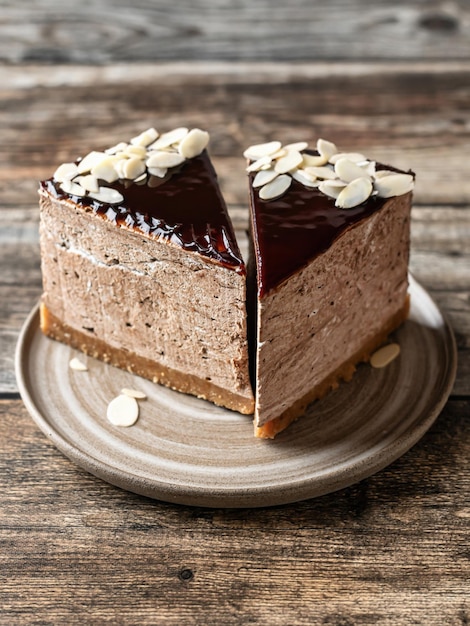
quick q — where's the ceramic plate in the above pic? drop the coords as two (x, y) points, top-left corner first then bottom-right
(16, 276), (457, 508)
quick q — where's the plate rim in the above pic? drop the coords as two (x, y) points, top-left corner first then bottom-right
(15, 278), (458, 508)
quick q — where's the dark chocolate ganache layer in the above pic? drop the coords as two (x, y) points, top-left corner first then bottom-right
(41, 151), (245, 273)
(249, 158), (413, 297)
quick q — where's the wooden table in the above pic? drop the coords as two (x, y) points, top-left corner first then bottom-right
(1, 3), (469, 624)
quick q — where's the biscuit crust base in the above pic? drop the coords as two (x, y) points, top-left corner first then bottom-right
(40, 302), (255, 416)
(255, 295), (410, 439)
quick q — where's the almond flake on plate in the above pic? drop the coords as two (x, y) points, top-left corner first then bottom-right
(370, 343), (401, 368)
(121, 387), (147, 400)
(69, 357), (88, 371)
(106, 394), (139, 427)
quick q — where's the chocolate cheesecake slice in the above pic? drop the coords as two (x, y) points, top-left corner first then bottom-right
(39, 127), (254, 414)
(246, 139), (413, 437)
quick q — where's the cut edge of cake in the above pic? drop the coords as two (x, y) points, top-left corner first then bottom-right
(245, 138), (413, 438)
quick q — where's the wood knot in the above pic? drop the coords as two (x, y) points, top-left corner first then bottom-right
(178, 568), (194, 582)
(418, 12), (459, 32)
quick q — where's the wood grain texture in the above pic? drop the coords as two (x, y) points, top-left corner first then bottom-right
(0, 397), (468, 625)
(0, 1), (469, 63)
(0, 63), (469, 395)
(1, 59), (469, 625)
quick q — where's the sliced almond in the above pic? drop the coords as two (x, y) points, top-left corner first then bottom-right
(370, 343), (401, 368)
(374, 169), (396, 179)
(69, 357), (88, 371)
(148, 127), (188, 150)
(247, 155), (273, 173)
(243, 141), (282, 161)
(91, 156), (120, 183)
(60, 179), (87, 197)
(252, 169), (279, 188)
(53, 162), (79, 182)
(77, 151), (108, 174)
(74, 174), (99, 193)
(134, 173), (148, 184)
(130, 127), (159, 147)
(105, 142), (128, 155)
(106, 394), (139, 427)
(374, 173), (414, 198)
(317, 138), (338, 161)
(274, 150), (303, 174)
(329, 152), (367, 165)
(335, 177), (373, 209)
(318, 179), (347, 199)
(304, 165), (337, 180)
(147, 166), (168, 178)
(283, 141), (309, 152)
(146, 151), (185, 169)
(124, 145), (147, 159)
(334, 158), (371, 183)
(89, 186), (124, 205)
(269, 148), (288, 160)
(121, 157), (146, 180)
(259, 174), (292, 200)
(121, 387), (147, 400)
(178, 128), (210, 159)
(291, 169), (319, 188)
(302, 153), (328, 168)
(359, 160), (376, 177)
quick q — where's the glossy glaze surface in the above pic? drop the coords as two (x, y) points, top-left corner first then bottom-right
(41, 152), (245, 273)
(249, 158), (411, 296)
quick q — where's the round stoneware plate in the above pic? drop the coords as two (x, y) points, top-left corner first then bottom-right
(16, 276), (457, 508)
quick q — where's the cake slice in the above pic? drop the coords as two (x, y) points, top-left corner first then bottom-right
(246, 139), (413, 438)
(39, 127), (254, 414)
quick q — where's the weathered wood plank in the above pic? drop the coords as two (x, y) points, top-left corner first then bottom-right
(0, 1), (469, 63)
(0, 397), (468, 625)
(1, 63), (469, 209)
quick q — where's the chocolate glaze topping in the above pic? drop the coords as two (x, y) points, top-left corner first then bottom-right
(249, 156), (412, 297)
(41, 151), (245, 274)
